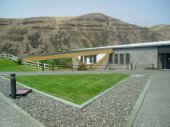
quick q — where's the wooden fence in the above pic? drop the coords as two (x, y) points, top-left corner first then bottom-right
(0, 54), (130, 71)
(0, 54), (48, 70)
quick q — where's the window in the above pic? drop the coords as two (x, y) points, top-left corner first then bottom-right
(93, 55), (96, 63)
(84, 56), (87, 63)
(125, 53), (130, 64)
(93, 55), (97, 63)
(114, 54), (118, 64)
(90, 56), (92, 63)
(80, 56), (83, 62)
(120, 54), (124, 64)
(86, 55), (96, 64)
(109, 53), (113, 64)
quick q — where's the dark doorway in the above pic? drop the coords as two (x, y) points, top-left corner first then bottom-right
(159, 53), (170, 69)
(158, 46), (170, 69)
(166, 54), (170, 69)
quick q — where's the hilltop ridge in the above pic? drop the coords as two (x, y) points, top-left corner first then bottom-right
(0, 13), (167, 56)
(149, 24), (170, 40)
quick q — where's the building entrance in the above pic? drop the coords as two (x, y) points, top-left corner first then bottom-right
(158, 46), (170, 69)
(166, 54), (170, 69)
(159, 53), (170, 69)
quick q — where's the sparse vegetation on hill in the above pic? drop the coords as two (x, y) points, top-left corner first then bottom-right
(0, 13), (168, 56)
(149, 24), (170, 40)
(27, 32), (41, 48)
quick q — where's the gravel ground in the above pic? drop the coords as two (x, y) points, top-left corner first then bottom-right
(0, 72), (151, 127)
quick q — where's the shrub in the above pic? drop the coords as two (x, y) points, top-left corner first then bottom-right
(6, 34), (23, 41)
(82, 38), (90, 48)
(77, 63), (88, 70)
(17, 58), (22, 65)
(9, 28), (27, 35)
(25, 43), (30, 54)
(41, 58), (72, 66)
(27, 32), (41, 48)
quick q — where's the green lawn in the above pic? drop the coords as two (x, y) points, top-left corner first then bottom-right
(0, 58), (39, 71)
(16, 74), (129, 104)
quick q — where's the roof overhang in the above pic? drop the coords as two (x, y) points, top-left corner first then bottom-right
(72, 40), (170, 51)
(23, 49), (113, 61)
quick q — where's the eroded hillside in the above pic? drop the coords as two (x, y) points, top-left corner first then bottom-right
(0, 13), (166, 56)
(149, 24), (170, 40)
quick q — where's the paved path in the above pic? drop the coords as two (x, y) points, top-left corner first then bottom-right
(0, 92), (45, 127)
(133, 70), (170, 127)
(0, 70), (150, 76)
(2, 70), (169, 127)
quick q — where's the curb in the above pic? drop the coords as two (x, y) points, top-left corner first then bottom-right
(79, 75), (131, 109)
(123, 75), (152, 127)
(1, 74), (131, 109)
(0, 91), (46, 127)
(19, 75), (131, 109)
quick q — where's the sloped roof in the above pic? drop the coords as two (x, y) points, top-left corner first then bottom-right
(72, 40), (170, 51)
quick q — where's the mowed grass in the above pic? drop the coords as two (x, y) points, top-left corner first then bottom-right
(0, 58), (39, 71)
(16, 74), (129, 104)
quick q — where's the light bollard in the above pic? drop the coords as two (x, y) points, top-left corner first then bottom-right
(10, 73), (16, 99)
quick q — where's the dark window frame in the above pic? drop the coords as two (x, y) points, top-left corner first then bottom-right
(109, 53), (113, 64)
(125, 53), (130, 64)
(114, 54), (118, 64)
(120, 54), (124, 65)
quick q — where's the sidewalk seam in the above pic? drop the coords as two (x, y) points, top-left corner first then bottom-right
(123, 75), (152, 127)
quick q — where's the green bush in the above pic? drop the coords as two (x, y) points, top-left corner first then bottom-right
(17, 58), (22, 65)
(77, 63), (88, 70)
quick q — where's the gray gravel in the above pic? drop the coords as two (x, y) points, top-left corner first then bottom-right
(0, 72), (151, 127)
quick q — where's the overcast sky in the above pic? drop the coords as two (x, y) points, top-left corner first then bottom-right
(0, 0), (170, 26)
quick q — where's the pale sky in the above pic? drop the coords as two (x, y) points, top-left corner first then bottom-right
(0, 0), (170, 26)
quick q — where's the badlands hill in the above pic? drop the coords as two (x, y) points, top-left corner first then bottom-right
(149, 24), (170, 40)
(0, 13), (167, 56)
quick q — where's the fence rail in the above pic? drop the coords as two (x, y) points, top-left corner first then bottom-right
(0, 54), (130, 71)
(0, 54), (18, 62)
(0, 54), (48, 69)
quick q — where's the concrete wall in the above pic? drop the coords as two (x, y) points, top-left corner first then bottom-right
(113, 47), (158, 69)
(72, 47), (158, 70)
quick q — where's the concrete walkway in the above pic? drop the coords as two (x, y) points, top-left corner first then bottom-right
(1, 70), (169, 127)
(133, 70), (170, 127)
(0, 92), (45, 127)
(0, 70), (150, 76)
